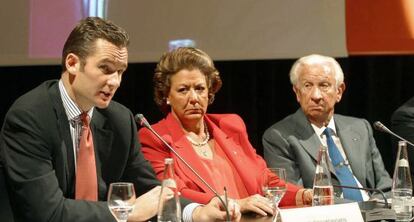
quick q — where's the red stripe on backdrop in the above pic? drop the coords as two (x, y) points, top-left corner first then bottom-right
(29, 0), (82, 58)
(346, 0), (414, 55)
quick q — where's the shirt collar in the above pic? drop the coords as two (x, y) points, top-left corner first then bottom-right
(58, 79), (94, 121)
(311, 117), (337, 137)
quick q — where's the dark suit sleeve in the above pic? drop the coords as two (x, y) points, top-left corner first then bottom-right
(1, 107), (115, 222)
(392, 98), (414, 184)
(391, 97), (414, 144)
(262, 127), (303, 186)
(121, 111), (161, 196)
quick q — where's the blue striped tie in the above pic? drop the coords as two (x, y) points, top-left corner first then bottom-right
(323, 128), (363, 201)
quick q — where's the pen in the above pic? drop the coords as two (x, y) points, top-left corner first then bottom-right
(224, 187), (230, 221)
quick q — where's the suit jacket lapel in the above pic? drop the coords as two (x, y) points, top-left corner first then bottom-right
(205, 116), (260, 194)
(295, 109), (337, 175)
(335, 116), (366, 185)
(164, 114), (216, 193)
(49, 81), (74, 195)
(90, 111), (113, 199)
(91, 111), (113, 174)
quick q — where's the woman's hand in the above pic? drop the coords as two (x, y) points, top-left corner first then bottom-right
(295, 188), (313, 206)
(128, 186), (162, 222)
(192, 196), (241, 221)
(236, 194), (274, 216)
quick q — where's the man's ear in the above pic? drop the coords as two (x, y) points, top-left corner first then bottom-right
(336, 82), (346, 103)
(65, 53), (81, 74)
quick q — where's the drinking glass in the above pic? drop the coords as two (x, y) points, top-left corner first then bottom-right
(107, 182), (136, 222)
(262, 168), (287, 222)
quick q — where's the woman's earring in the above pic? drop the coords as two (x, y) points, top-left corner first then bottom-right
(166, 100), (170, 105)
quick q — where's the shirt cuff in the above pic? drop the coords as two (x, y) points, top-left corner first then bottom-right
(182, 202), (202, 222)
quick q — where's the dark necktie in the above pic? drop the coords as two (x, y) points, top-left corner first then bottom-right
(75, 112), (98, 201)
(323, 127), (363, 201)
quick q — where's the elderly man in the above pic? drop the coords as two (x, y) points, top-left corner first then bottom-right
(262, 54), (392, 201)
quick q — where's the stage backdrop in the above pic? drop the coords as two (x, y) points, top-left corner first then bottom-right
(1, 0), (346, 65)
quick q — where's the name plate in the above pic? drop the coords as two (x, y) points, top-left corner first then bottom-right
(280, 202), (364, 222)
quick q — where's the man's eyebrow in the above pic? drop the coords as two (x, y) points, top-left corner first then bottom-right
(100, 58), (115, 64)
(100, 58), (127, 69)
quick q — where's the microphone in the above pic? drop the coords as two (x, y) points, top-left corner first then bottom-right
(373, 121), (414, 147)
(135, 114), (231, 221)
(332, 184), (389, 207)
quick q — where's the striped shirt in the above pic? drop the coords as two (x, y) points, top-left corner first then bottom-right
(58, 80), (94, 170)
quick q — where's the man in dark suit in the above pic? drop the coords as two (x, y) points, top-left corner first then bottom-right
(392, 96), (414, 185)
(0, 17), (238, 222)
(262, 54), (392, 201)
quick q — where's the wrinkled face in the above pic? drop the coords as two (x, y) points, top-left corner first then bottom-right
(66, 39), (128, 111)
(167, 69), (209, 125)
(293, 63), (345, 127)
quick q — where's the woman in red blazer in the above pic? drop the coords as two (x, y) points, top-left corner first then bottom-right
(139, 47), (312, 216)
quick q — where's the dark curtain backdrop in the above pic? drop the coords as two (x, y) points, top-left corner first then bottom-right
(1, 55), (414, 175)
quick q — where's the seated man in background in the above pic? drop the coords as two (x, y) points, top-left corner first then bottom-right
(391, 96), (414, 185)
(262, 54), (392, 201)
(0, 17), (238, 222)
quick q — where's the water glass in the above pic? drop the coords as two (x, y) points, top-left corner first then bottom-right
(107, 182), (136, 222)
(262, 168), (287, 221)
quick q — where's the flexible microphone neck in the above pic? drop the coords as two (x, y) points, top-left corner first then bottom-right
(135, 114), (231, 221)
(373, 121), (414, 147)
(332, 184), (389, 207)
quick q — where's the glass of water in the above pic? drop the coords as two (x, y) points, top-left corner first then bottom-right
(107, 182), (136, 222)
(262, 168), (287, 221)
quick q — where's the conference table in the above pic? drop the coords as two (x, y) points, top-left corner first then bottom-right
(239, 201), (395, 222)
(241, 213), (273, 222)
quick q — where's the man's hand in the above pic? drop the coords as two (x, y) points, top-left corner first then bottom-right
(128, 186), (161, 222)
(192, 196), (241, 221)
(236, 194), (274, 216)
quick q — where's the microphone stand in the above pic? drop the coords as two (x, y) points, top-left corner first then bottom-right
(135, 114), (231, 221)
(373, 121), (414, 147)
(332, 184), (389, 208)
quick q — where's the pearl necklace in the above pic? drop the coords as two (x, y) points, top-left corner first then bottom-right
(186, 123), (210, 147)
